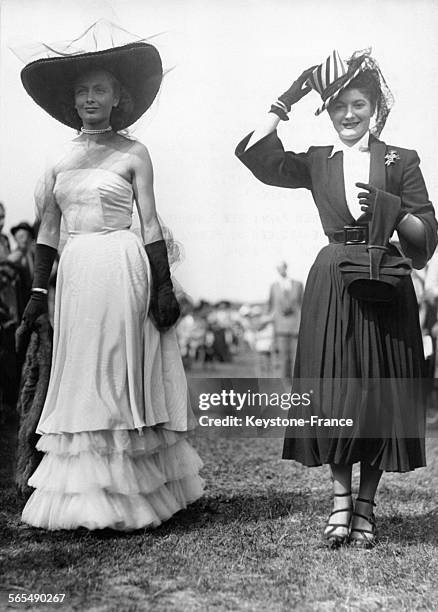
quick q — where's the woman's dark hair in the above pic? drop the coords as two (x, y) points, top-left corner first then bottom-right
(345, 70), (380, 112)
(58, 69), (134, 132)
(341, 57), (394, 136)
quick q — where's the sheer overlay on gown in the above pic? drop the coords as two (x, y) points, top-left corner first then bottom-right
(22, 168), (204, 530)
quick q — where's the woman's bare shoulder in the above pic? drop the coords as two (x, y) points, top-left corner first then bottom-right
(119, 136), (150, 157)
(124, 141), (152, 173)
(48, 139), (82, 175)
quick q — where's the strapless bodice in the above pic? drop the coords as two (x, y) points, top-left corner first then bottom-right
(54, 168), (134, 234)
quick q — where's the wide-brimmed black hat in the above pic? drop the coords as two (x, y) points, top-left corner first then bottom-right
(20, 41), (162, 130)
(11, 221), (35, 239)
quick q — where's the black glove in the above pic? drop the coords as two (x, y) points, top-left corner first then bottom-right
(356, 182), (378, 215)
(356, 182), (406, 227)
(15, 293), (48, 360)
(270, 65), (318, 120)
(145, 240), (180, 331)
(15, 243), (57, 357)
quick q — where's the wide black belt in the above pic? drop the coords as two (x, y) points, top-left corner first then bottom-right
(330, 225), (369, 245)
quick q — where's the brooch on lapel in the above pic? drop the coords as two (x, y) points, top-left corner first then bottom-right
(384, 150), (400, 166)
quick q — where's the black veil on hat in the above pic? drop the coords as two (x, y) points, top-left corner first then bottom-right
(307, 48), (394, 136)
(14, 20), (163, 131)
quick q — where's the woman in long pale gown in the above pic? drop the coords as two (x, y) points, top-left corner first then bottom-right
(16, 24), (204, 531)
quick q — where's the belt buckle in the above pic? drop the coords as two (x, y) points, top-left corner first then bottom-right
(344, 225), (368, 245)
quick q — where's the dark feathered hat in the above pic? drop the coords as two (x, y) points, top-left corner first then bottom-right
(307, 48), (394, 136)
(307, 49), (369, 115)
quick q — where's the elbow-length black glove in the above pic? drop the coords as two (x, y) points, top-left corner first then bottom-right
(145, 239), (180, 330)
(15, 243), (57, 358)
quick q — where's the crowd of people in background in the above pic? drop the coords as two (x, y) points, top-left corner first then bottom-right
(0, 206), (39, 416)
(0, 203), (437, 424)
(0, 207), (37, 325)
(175, 261), (304, 381)
(177, 297), (300, 379)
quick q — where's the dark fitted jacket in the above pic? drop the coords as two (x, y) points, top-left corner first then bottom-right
(235, 131), (437, 268)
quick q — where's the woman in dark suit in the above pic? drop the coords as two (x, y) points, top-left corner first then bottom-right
(236, 49), (437, 548)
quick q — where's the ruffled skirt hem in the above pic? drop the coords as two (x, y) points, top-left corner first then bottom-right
(21, 429), (204, 531)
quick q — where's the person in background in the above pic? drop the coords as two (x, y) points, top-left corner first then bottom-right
(238, 304), (257, 352)
(8, 222), (35, 316)
(424, 248), (438, 424)
(175, 297), (196, 369)
(0, 208), (21, 412)
(424, 248), (438, 353)
(253, 305), (275, 376)
(0, 203), (11, 261)
(268, 261), (303, 382)
(0, 203), (16, 322)
(208, 301), (233, 363)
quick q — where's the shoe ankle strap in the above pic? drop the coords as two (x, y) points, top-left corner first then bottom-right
(334, 491), (352, 497)
(356, 497), (376, 506)
(352, 511), (376, 528)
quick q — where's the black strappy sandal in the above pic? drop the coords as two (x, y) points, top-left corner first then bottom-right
(323, 491), (353, 549)
(349, 497), (377, 549)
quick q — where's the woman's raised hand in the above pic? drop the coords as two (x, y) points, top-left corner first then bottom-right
(270, 66), (318, 120)
(245, 64), (317, 148)
(280, 66), (318, 107)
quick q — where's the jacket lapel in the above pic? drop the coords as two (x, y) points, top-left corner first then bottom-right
(369, 136), (386, 191)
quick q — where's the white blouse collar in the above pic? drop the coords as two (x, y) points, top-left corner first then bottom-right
(329, 131), (371, 157)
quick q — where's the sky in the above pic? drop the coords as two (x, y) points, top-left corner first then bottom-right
(1, 0), (438, 302)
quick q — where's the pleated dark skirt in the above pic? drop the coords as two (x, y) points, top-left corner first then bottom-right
(282, 243), (426, 472)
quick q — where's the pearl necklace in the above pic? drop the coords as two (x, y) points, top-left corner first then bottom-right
(80, 126), (113, 135)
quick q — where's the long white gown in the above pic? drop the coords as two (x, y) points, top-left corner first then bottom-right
(22, 168), (204, 530)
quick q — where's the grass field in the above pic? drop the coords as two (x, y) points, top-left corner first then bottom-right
(1, 407), (438, 612)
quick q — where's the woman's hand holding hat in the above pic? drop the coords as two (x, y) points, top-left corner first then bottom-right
(245, 64), (317, 148)
(270, 66), (318, 121)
